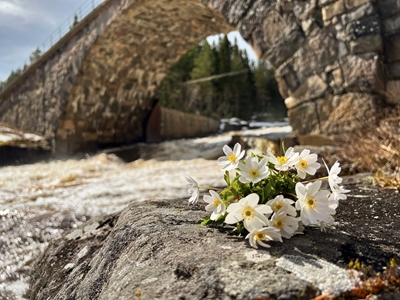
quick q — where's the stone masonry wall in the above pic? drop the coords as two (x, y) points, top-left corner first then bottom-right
(0, 0), (399, 152)
(204, 0), (400, 138)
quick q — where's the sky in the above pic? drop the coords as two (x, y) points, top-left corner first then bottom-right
(0, 0), (258, 81)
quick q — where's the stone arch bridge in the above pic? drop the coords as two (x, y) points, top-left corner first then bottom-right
(0, 0), (398, 153)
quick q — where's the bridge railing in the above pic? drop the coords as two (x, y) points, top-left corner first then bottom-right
(0, 0), (106, 93)
(38, 0), (105, 58)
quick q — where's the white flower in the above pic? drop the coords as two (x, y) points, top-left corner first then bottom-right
(225, 193), (272, 232)
(295, 180), (335, 226)
(295, 149), (321, 179)
(185, 176), (199, 204)
(217, 143), (245, 171)
(238, 156), (270, 184)
(324, 160), (350, 203)
(324, 160), (343, 187)
(329, 185), (350, 204)
(295, 221), (305, 235)
(203, 190), (226, 221)
(269, 208), (299, 239)
(245, 227), (283, 248)
(267, 147), (299, 171)
(318, 215), (335, 232)
(267, 195), (297, 217)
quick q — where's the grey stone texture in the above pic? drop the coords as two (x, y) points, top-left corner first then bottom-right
(0, 0), (399, 148)
(29, 185), (400, 300)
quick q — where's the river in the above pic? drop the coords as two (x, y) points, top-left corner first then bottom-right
(0, 124), (291, 300)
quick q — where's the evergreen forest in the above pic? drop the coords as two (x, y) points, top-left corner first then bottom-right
(156, 35), (286, 121)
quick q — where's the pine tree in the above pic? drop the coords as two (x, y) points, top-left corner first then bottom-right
(29, 47), (42, 64)
(190, 40), (215, 115)
(71, 14), (79, 29)
(156, 35), (286, 121)
(157, 46), (198, 110)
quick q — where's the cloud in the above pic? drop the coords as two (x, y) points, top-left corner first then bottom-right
(0, 0), (83, 80)
(0, 1), (258, 81)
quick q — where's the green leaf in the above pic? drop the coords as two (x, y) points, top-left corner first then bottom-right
(262, 180), (275, 203)
(200, 216), (212, 226)
(224, 171), (230, 185)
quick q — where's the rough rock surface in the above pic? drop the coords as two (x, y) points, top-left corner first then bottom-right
(29, 181), (400, 300)
(0, 123), (52, 166)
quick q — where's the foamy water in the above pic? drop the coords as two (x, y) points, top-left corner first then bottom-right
(0, 125), (291, 299)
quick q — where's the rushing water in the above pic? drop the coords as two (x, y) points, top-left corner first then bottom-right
(0, 125), (291, 299)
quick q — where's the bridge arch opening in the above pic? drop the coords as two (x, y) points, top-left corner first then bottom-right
(55, 0), (240, 153)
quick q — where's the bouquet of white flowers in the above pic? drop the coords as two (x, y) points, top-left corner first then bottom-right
(185, 143), (350, 249)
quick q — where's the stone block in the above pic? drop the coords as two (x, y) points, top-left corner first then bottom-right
(385, 80), (400, 104)
(320, 93), (378, 134)
(280, 0), (295, 12)
(385, 34), (400, 63)
(288, 101), (320, 136)
(290, 75), (328, 103)
(82, 132), (98, 142)
(293, 0), (319, 21)
(329, 68), (344, 94)
(322, 0), (346, 21)
(387, 62), (400, 79)
(97, 130), (115, 143)
(338, 41), (349, 57)
(227, 0), (257, 26)
(238, 0), (275, 39)
(345, 15), (381, 40)
(341, 2), (375, 25)
(275, 62), (301, 98)
(285, 97), (299, 110)
(315, 96), (339, 127)
(345, 0), (371, 9)
(280, 135), (298, 149)
(297, 134), (335, 146)
(382, 13), (400, 35)
(77, 121), (86, 128)
(264, 24), (305, 68)
(332, 68), (344, 86)
(350, 34), (383, 54)
(378, 0), (400, 18)
(340, 53), (385, 93)
(63, 120), (76, 131)
(301, 19), (321, 37)
(320, 0), (337, 6)
(276, 77), (290, 99)
(249, 8), (290, 58)
(56, 129), (68, 140)
(291, 26), (339, 78)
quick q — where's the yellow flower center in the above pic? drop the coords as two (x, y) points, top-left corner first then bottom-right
(275, 219), (284, 229)
(277, 156), (287, 164)
(228, 153), (237, 163)
(306, 196), (317, 209)
(273, 203), (283, 212)
(249, 169), (259, 178)
(255, 232), (265, 240)
(242, 206), (255, 220)
(298, 159), (308, 169)
(213, 199), (220, 207)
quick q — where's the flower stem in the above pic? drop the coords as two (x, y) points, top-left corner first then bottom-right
(302, 176), (328, 184)
(199, 185), (223, 191)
